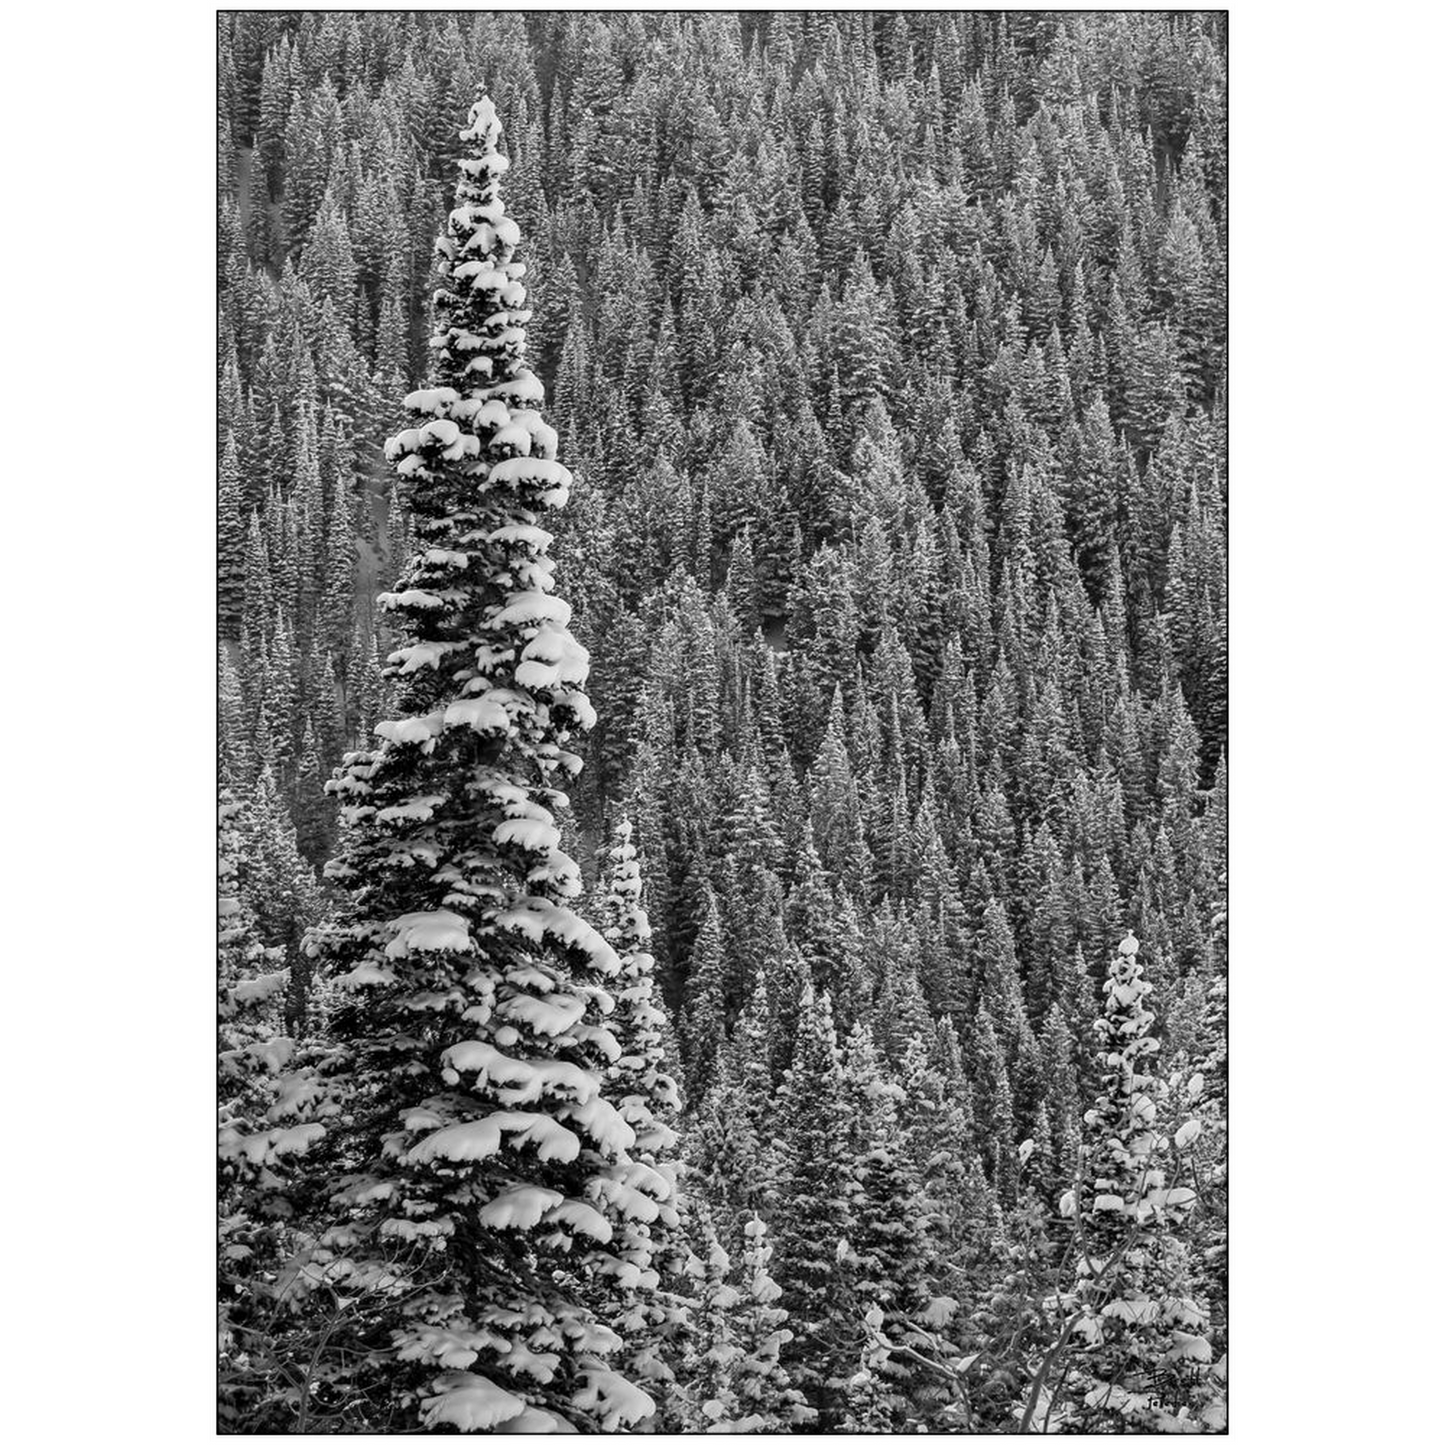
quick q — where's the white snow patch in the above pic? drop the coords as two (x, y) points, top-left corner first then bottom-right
(385, 910), (473, 958)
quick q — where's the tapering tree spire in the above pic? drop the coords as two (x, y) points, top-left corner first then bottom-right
(1050, 933), (1222, 1431)
(302, 90), (654, 1435)
(595, 818), (687, 1397)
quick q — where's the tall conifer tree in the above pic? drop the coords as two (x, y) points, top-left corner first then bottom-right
(301, 92), (656, 1434)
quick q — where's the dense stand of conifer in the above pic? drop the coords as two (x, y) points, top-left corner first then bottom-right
(218, 11), (1226, 1433)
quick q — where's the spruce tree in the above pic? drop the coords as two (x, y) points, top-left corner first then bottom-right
(595, 819), (687, 1398)
(899, 1018), (998, 1266)
(682, 884), (727, 1099)
(301, 92), (655, 1434)
(770, 981), (856, 1426)
(219, 432), (248, 640)
(1045, 933), (1223, 1431)
(218, 779), (337, 1429)
(841, 1021), (933, 1426)
(683, 1212), (744, 1431)
(726, 1214), (816, 1430)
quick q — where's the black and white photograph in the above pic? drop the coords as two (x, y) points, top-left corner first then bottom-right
(214, 8), (1230, 1433)
(16, 1), (1445, 1438)
(18, 0), (1444, 1438)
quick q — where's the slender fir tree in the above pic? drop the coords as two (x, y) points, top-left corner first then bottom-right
(1043, 933), (1223, 1432)
(299, 92), (656, 1434)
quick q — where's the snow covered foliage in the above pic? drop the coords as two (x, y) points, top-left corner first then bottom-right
(596, 821), (682, 1164)
(1162, 902), (1227, 1369)
(298, 92), (655, 1434)
(217, 782), (335, 1214)
(236, 761), (325, 1029)
(1035, 934), (1224, 1433)
(729, 1215), (817, 1431)
(218, 786), (340, 1430)
(898, 1019), (999, 1265)
(839, 1022), (933, 1427)
(768, 982), (858, 1426)
(218, 790), (288, 1121)
(686, 974), (778, 1224)
(592, 818), (690, 1405)
(683, 1210), (815, 1433)
(218, 786), (290, 1278)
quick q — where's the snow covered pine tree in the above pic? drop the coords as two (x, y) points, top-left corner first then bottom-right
(1037, 933), (1224, 1432)
(684, 1209), (815, 1433)
(300, 91), (662, 1433)
(593, 818), (689, 1407)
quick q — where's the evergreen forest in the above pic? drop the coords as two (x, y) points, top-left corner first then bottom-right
(217, 10), (1228, 1433)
